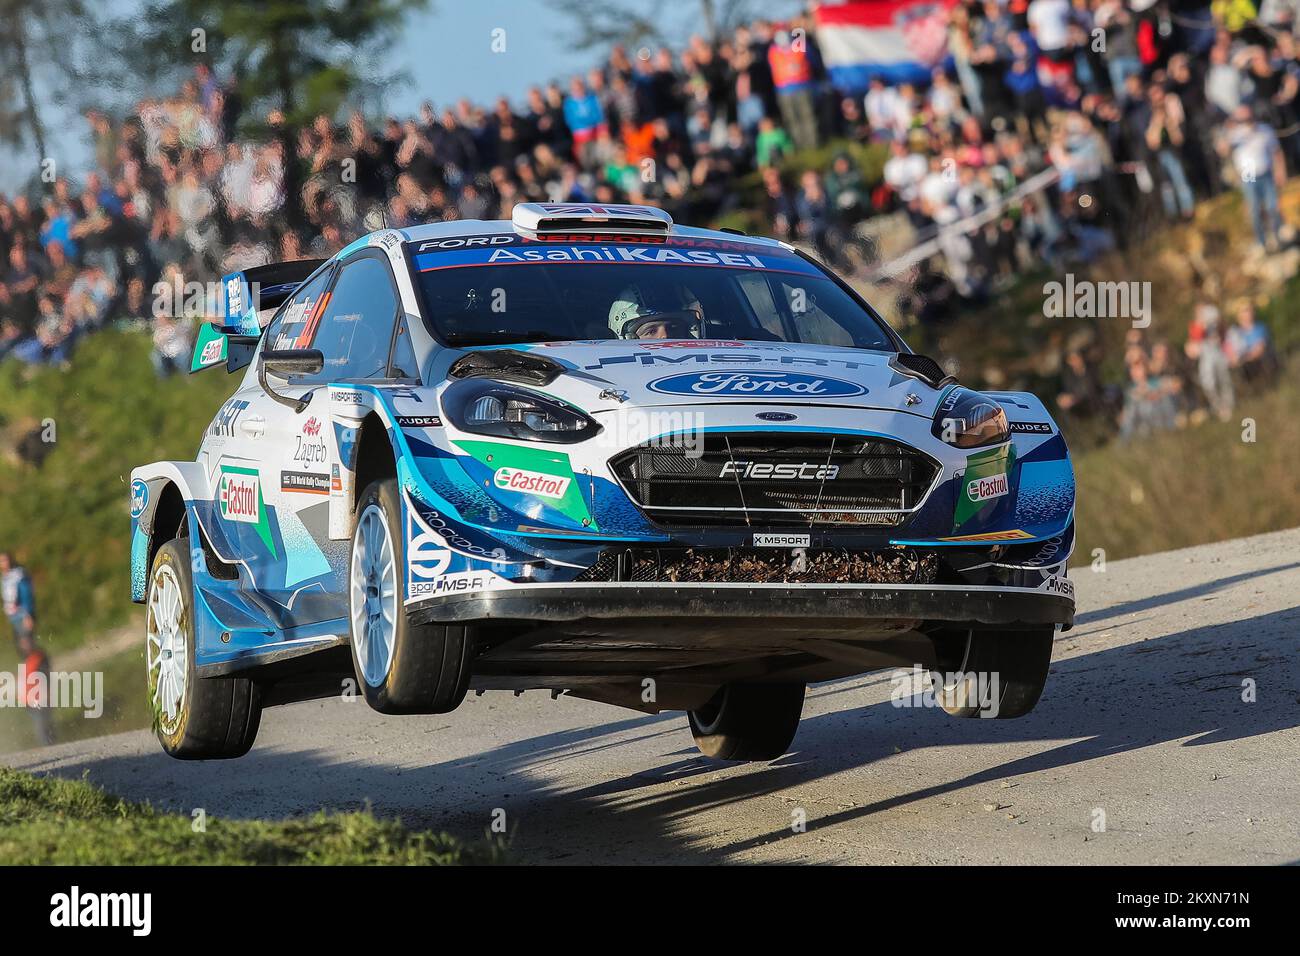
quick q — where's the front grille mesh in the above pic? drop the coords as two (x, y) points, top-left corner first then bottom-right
(575, 547), (939, 585)
(609, 432), (939, 528)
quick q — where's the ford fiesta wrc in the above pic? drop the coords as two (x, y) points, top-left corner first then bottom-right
(129, 202), (1076, 762)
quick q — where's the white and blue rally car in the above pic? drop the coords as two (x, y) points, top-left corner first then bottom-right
(130, 203), (1075, 762)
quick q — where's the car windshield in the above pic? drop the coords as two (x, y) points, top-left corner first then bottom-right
(408, 235), (897, 351)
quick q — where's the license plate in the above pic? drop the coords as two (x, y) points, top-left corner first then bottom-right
(752, 533), (810, 548)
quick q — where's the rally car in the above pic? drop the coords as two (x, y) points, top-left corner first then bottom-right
(129, 202), (1075, 762)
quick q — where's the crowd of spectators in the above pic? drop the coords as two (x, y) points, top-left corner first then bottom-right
(0, 1), (1294, 444)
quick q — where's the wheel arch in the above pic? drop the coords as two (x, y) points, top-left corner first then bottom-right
(130, 461), (209, 603)
(353, 412), (398, 511)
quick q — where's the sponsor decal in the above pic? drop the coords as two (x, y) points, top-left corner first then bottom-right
(648, 371), (866, 398)
(485, 246), (769, 268)
(1043, 574), (1075, 599)
(637, 339), (750, 350)
(216, 465), (276, 555)
(493, 467), (571, 499)
(454, 440), (594, 528)
(330, 389), (366, 404)
(397, 415), (443, 428)
(407, 508), (453, 588)
(293, 415), (327, 464)
(753, 533), (810, 548)
(756, 411), (798, 422)
(721, 460), (840, 481)
(207, 398), (248, 439)
(129, 479), (148, 518)
(583, 351), (870, 371)
(403, 506), (508, 602)
(281, 471), (330, 495)
(218, 471), (260, 523)
(966, 472), (1009, 502)
(937, 529), (1035, 542)
(199, 337), (224, 364)
(225, 276), (243, 316)
(1010, 421), (1054, 434)
(954, 443), (1016, 530)
(330, 463), (342, 492)
(415, 234), (516, 251)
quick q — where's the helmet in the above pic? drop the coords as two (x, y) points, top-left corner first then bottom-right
(608, 283), (703, 339)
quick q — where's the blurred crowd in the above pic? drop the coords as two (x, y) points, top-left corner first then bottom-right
(1058, 297), (1279, 440)
(0, 1), (1295, 442)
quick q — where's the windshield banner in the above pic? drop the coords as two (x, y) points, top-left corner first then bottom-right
(411, 235), (821, 276)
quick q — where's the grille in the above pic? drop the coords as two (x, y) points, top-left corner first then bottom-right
(609, 432), (940, 528)
(575, 547), (939, 585)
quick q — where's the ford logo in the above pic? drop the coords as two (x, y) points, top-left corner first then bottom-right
(130, 479), (149, 518)
(648, 371), (866, 398)
(757, 411), (798, 422)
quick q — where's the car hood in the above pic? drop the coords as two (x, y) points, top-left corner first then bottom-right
(523, 341), (946, 417)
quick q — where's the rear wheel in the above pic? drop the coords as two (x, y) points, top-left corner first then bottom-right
(688, 682), (805, 761)
(147, 539), (262, 759)
(348, 477), (473, 714)
(930, 627), (1055, 718)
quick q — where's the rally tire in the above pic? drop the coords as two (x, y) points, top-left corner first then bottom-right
(348, 478), (473, 715)
(930, 627), (1055, 719)
(688, 682), (805, 761)
(147, 539), (262, 759)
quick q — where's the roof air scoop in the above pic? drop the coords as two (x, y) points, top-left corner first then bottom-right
(512, 202), (672, 237)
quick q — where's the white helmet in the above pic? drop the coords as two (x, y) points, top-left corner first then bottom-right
(607, 283), (703, 339)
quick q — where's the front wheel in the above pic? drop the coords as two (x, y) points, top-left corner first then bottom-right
(147, 539), (262, 759)
(929, 627), (1055, 718)
(687, 682), (805, 761)
(348, 477), (473, 714)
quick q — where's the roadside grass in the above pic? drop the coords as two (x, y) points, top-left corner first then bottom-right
(0, 766), (504, 865)
(0, 642), (149, 755)
(1073, 372), (1300, 563)
(0, 328), (236, 653)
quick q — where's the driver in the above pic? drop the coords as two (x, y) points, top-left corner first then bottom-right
(607, 282), (705, 340)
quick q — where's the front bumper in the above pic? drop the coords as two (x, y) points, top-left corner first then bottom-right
(408, 582), (1073, 630)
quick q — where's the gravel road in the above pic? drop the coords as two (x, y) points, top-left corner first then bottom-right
(8, 528), (1300, 864)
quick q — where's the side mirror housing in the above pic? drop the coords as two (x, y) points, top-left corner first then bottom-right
(261, 348), (324, 376)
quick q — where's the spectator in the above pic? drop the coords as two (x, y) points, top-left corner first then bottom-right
(16, 630), (55, 746)
(1222, 104), (1286, 250)
(767, 29), (818, 151)
(1, 552), (36, 656)
(151, 312), (192, 377)
(1226, 300), (1278, 383)
(1186, 302), (1236, 421)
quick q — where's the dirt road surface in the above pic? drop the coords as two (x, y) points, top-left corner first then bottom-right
(8, 529), (1300, 864)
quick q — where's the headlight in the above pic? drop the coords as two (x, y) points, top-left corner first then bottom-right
(441, 379), (601, 444)
(932, 387), (1009, 448)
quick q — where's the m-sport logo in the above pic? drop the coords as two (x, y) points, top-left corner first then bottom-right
(720, 460), (840, 480)
(648, 371), (866, 398)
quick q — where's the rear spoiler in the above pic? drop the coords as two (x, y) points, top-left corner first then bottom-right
(193, 258), (327, 373)
(218, 258), (326, 335)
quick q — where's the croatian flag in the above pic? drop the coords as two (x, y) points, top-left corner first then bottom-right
(814, 0), (956, 91)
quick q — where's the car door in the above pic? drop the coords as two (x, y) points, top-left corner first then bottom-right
(257, 250), (408, 622)
(198, 267), (337, 625)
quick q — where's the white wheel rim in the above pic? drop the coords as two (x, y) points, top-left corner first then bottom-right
(146, 564), (187, 731)
(350, 502), (398, 687)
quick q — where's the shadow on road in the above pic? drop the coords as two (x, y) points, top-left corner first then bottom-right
(13, 600), (1300, 863)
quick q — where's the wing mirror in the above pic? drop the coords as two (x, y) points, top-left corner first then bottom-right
(258, 348), (324, 412)
(261, 348), (324, 376)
